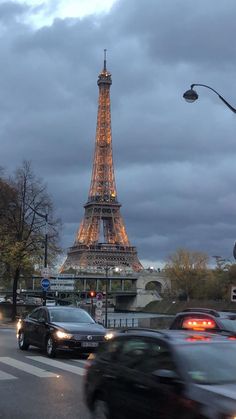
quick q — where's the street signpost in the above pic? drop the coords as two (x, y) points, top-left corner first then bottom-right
(96, 300), (103, 309)
(41, 278), (51, 291)
(231, 286), (236, 302)
(49, 278), (75, 291)
(41, 268), (51, 278)
(95, 292), (104, 323)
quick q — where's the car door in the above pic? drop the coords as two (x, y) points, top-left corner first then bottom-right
(24, 308), (41, 345)
(33, 308), (49, 348)
(108, 337), (185, 419)
(132, 338), (198, 419)
(103, 336), (155, 419)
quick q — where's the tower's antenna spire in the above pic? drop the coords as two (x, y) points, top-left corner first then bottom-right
(104, 48), (107, 71)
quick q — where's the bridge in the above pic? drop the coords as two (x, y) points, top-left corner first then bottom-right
(1, 269), (170, 310)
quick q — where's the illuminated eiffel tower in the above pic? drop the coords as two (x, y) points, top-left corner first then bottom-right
(62, 51), (143, 272)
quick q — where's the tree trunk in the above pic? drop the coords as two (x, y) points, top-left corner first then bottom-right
(12, 267), (20, 321)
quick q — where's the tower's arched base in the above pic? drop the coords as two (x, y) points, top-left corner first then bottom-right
(61, 243), (143, 273)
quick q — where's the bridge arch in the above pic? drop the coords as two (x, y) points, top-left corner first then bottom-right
(136, 271), (170, 294)
(145, 280), (162, 293)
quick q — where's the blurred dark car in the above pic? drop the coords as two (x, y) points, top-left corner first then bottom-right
(17, 306), (107, 357)
(84, 328), (236, 419)
(169, 308), (236, 334)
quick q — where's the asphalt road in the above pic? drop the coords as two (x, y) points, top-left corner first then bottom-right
(0, 326), (90, 419)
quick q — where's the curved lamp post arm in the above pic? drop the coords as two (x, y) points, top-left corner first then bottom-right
(183, 83), (236, 114)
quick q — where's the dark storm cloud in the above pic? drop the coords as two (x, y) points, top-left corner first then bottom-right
(1, 0), (236, 267)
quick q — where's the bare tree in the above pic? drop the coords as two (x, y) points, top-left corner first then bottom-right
(0, 161), (61, 320)
(164, 248), (211, 301)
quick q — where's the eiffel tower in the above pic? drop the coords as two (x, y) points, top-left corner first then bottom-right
(62, 51), (143, 272)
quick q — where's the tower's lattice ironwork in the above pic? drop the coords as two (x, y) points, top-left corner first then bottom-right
(62, 52), (143, 272)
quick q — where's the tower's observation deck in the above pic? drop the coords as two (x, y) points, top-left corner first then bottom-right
(62, 52), (143, 272)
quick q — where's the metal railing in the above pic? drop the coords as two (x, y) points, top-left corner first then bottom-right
(103, 317), (138, 328)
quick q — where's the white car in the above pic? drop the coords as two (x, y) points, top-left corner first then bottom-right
(46, 300), (56, 306)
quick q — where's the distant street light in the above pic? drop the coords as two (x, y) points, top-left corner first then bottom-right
(183, 84), (236, 113)
(104, 265), (109, 328)
(104, 265), (118, 328)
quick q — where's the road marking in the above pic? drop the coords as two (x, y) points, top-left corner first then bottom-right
(0, 370), (17, 380)
(72, 359), (87, 364)
(0, 357), (58, 378)
(27, 356), (85, 375)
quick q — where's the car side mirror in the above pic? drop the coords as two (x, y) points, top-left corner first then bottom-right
(153, 369), (183, 393)
(153, 369), (178, 383)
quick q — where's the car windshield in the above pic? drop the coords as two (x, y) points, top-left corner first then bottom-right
(177, 342), (236, 385)
(220, 318), (236, 333)
(49, 308), (95, 323)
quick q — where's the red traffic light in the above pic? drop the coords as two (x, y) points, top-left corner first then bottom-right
(89, 291), (96, 298)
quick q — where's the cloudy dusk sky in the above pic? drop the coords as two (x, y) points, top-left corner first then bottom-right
(1, 0), (236, 269)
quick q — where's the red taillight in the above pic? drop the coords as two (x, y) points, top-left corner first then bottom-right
(182, 317), (216, 331)
(186, 334), (211, 342)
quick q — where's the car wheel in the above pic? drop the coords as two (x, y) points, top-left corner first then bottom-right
(91, 398), (110, 419)
(45, 335), (56, 358)
(18, 330), (29, 350)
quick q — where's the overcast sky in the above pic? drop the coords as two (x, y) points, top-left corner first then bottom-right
(1, 0), (236, 269)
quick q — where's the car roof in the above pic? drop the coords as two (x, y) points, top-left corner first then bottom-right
(113, 328), (236, 344)
(45, 306), (85, 311)
(175, 308), (236, 319)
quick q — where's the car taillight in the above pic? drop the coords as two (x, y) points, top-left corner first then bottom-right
(182, 318), (216, 331)
(186, 334), (211, 342)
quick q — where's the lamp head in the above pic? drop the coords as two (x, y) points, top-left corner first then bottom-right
(183, 88), (198, 103)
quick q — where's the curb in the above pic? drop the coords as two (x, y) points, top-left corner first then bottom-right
(0, 321), (17, 328)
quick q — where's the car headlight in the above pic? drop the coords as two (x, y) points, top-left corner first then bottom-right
(16, 319), (22, 335)
(105, 332), (114, 340)
(55, 330), (73, 339)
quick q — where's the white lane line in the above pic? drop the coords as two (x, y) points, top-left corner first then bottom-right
(0, 370), (17, 380)
(0, 357), (58, 378)
(27, 356), (84, 375)
(72, 359), (87, 364)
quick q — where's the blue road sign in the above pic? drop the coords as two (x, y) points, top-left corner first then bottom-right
(41, 278), (50, 291)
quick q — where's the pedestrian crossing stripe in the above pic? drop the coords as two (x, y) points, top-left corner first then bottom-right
(0, 357), (58, 378)
(0, 356), (86, 381)
(26, 356), (85, 375)
(0, 370), (17, 381)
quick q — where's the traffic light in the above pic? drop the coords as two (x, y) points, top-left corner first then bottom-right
(88, 291), (96, 298)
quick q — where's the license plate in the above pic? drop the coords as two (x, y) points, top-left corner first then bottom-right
(81, 342), (99, 348)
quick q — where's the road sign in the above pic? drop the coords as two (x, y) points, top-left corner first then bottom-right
(95, 307), (103, 323)
(95, 308), (103, 317)
(49, 278), (75, 291)
(41, 278), (51, 291)
(231, 286), (236, 302)
(96, 292), (103, 301)
(41, 268), (50, 278)
(96, 300), (103, 309)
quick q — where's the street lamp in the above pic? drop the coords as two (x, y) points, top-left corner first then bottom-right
(183, 83), (236, 260)
(183, 84), (236, 113)
(31, 207), (48, 306)
(104, 265), (119, 328)
(104, 265), (109, 328)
